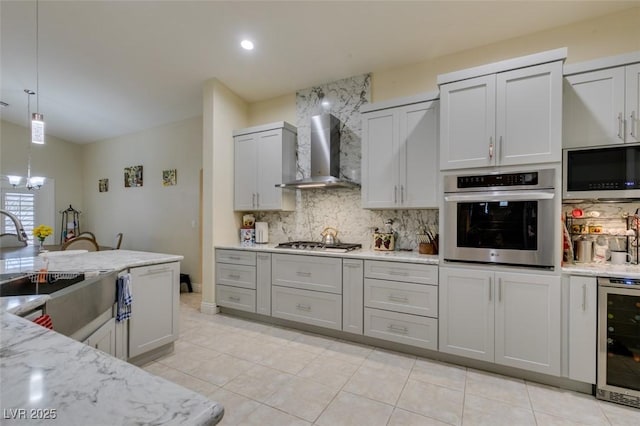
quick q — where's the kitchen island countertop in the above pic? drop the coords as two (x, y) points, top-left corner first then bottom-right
(0, 311), (223, 425)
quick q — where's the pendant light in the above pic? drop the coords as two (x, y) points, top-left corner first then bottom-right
(25, 89), (45, 190)
(31, 0), (45, 145)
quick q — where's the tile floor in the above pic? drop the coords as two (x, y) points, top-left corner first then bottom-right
(143, 292), (640, 425)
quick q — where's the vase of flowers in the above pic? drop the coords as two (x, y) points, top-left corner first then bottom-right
(33, 224), (53, 252)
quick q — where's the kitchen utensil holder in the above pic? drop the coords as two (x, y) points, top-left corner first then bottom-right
(419, 242), (436, 255)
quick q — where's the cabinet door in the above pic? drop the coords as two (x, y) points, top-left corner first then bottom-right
(129, 262), (180, 359)
(439, 267), (494, 362)
(256, 253), (272, 315)
(256, 129), (284, 210)
(234, 134), (258, 210)
(495, 272), (560, 376)
(272, 254), (343, 294)
(361, 108), (398, 208)
(343, 259), (364, 335)
(563, 67), (626, 148)
(496, 61), (562, 165)
(399, 100), (439, 208)
(440, 75), (496, 170)
(626, 63), (640, 143)
(568, 276), (597, 383)
(86, 317), (116, 357)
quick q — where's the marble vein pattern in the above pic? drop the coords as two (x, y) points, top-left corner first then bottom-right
(0, 312), (223, 425)
(253, 73), (438, 250)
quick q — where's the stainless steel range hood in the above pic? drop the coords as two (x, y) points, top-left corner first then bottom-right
(277, 114), (359, 189)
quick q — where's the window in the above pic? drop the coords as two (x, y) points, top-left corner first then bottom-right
(2, 191), (35, 244)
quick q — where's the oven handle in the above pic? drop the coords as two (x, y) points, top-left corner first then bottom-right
(444, 190), (555, 202)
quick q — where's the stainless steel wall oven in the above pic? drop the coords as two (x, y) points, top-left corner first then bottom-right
(443, 169), (556, 268)
(597, 277), (640, 408)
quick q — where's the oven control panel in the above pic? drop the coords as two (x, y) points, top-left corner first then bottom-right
(457, 172), (538, 188)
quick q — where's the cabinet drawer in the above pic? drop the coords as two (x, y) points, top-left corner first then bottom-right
(216, 263), (256, 289)
(364, 278), (438, 317)
(272, 254), (342, 294)
(271, 286), (342, 330)
(364, 260), (437, 285)
(217, 285), (256, 313)
(364, 307), (438, 350)
(216, 249), (256, 266)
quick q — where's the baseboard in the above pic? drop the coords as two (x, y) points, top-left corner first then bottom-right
(200, 300), (219, 315)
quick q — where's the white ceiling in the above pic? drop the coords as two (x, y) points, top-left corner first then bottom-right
(1, 1), (636, 144)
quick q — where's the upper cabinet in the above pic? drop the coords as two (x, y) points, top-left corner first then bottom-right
(438, 49), (565, 170)
(361, 93), (439, 209)
(234, 122), (297, 211)
(563, 54), (640, 148)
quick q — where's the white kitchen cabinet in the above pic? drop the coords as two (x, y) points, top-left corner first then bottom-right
(440, 60), (563, 169)
(439, 266), (561, 376)
(567, 275), (597, 383)
(272, 253), (342, 294)
(271, 285), (342, 331)
(84, 317), (116, 356)
(128, 262), (180, 359)
(563, 63), (640, 148)
(342, 259), (364, 335)
(215, 249), (257, 313)
(364, 307), (438, 350)
(256, 253), (272, 316)
(234, 122), (296, 211)
(361, 95), (439, 209)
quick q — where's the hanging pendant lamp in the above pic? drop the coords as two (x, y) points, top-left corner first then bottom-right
(31, 0), (45, 145)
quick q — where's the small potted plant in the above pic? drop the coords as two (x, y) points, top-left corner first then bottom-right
(33, 224), (53, 252)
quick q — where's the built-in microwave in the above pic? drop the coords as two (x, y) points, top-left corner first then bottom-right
(563, 144), (640, 200)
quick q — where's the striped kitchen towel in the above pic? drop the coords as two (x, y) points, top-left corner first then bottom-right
(116, 274), (132, 322)
(33, 314), (53, 329)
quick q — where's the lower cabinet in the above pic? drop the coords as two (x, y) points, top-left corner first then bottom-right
(129, 262), (180, 359)
(439, 266), (561, 376)
(364, 308), (438, 350)
(343, 259), (364, 334)
(271, 285), (342, 330)
(215, 250), (271, 315)
(567, 275), (597, 383)
(84, 317), (116, 356)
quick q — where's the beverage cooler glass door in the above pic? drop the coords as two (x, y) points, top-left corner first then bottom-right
(597, 279), (640, 408)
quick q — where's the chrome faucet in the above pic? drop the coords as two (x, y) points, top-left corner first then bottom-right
(0, 209), (29, 243)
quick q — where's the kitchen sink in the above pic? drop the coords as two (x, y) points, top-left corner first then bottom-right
(0, 274), (86, 297)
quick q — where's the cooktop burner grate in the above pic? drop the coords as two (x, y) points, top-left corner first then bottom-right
(275, 241), (362, 252)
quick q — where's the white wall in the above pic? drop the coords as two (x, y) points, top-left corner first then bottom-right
(82, 117), (202, 283)
(0, 119), (83, 242)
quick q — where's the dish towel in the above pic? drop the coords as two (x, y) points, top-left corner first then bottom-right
(116, 274), (132, 322)
(33, 314), (53, 329)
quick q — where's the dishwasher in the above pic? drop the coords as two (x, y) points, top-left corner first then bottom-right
(597, 277), (640, 408)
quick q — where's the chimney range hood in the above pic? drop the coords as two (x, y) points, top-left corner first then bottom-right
(277, 114), (359, 189)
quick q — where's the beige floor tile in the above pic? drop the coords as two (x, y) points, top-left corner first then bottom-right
(156, 340), (221, 372)
(388, 408), (451, 426)
(264, 375), (338, 422)
(315, 391), (394, 426)
(527, 382), (609, 425)
(533, 411), (609, 426)
(343, 362), (410, 405)
(397, 379), (464, 426)
(207, 388), (261, 426)
(256, 325), (302, 342)
(256, 345), (319, 374)
(239, 404), (311, 426)
(286, 332), (335, 354)
(223, 364), (294, 402)
(296, 356), (359, 391)
(222, 337), (282, 364)
(462, 393), (536, 426)
(185, 353), (254, 386)
(323, 339), (373, 366)
(365, 348), (417, 372)
(410, 358), (467, 391)
(599, 400), (640, 426)
(465, 369), (530, 409)
(143, 362), (221, 395)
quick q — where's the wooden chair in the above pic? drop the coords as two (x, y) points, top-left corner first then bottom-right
(114, 233), (123, 249)
(77, 231), (97, 240)
(61, 236), (99, 251)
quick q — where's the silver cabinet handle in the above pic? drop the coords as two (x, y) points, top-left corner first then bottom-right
(252, 193), (256, 208)
(296, 303), (311, 312)
(228, 255), (241, 260)
(582, 283), (587, 312)
(489, 277), (492, 301)
(631, 111), (637, 139)
(257, 254), (270, 260)
(388, 294), (409, 304)
(400, 185), (404, 204)
(387, 324), (408, 335)
(228, 274), (241, 280)
(389, 270), (409, 276)
(394, 186), (398, 204)
(498, 136), (503, 161)
(618, 112), (624, 140)
(344, 262), (360, 268)
(229, 296), (241, 302)
(498, 278), (502, 302)
(296, 271), (311, 277)
(489, 137), (494, 159)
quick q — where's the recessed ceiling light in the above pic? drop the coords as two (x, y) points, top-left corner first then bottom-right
(241, 40), (254, 50)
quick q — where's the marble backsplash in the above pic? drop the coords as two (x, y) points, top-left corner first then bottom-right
(253, 73), (439, 250)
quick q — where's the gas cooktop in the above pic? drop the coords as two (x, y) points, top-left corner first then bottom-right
(275, 241), (362, 253)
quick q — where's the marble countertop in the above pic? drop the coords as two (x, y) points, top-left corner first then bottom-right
(562, 262), (640, 279)
(0, 250), (184, 276)
(0, 295), (50, 316)
(0, 311), (224, 425)
(216, 243), (439, 264)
